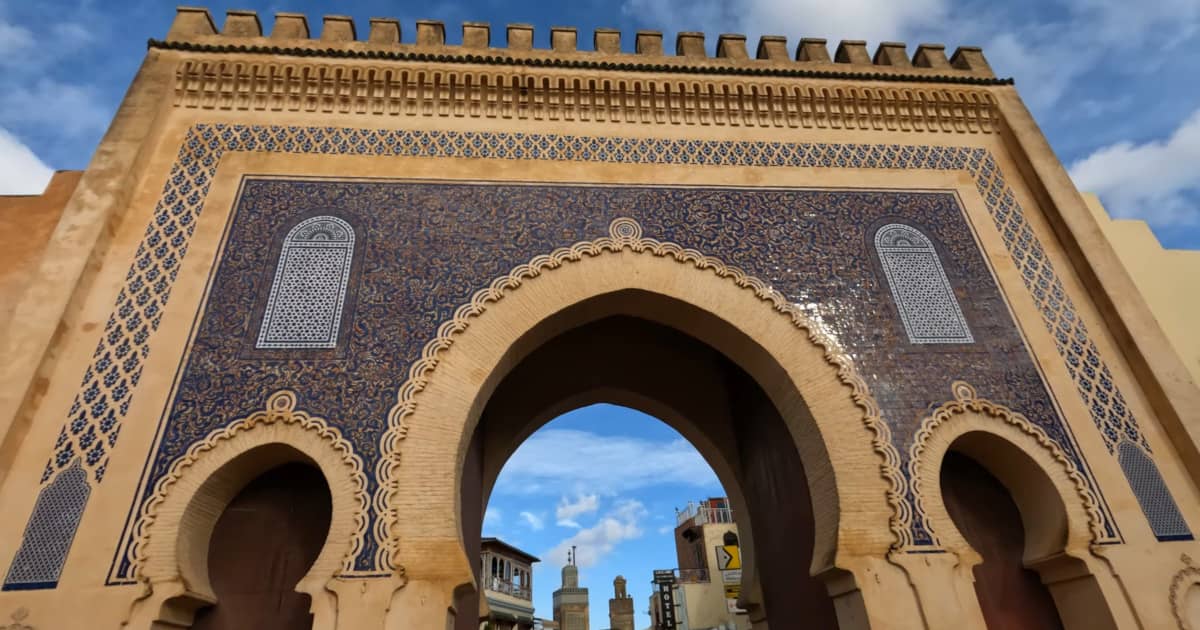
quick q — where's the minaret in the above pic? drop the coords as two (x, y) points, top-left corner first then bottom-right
(552, 547), (589, 629)
(608, 575), (635, 630)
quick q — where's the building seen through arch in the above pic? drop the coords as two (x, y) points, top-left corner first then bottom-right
(1, 5), (1199, 630)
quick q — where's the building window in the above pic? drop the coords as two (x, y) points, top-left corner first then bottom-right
(257, 216), (355, 349)
(1118, 441), (1192, 540)
(874, 223), (974, 344)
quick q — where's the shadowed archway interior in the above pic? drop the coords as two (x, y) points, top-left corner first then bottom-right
(191, 462), (333, 630)
(941, 451), (1064, 630)
(457, 313), (840, 629)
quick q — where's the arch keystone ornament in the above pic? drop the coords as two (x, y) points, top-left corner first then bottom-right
(376, 217), (909, 571)
(123, 391), (369, 630)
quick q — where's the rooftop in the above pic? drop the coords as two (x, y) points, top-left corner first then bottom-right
(481, 536), (540, 564)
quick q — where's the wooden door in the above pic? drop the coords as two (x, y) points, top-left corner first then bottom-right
(941, 451), (1063, 630)
(192, 462), (332, 630)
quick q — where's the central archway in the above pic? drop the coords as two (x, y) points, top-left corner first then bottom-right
(460, 314), (840, 628)
(386, 242), (911, 628)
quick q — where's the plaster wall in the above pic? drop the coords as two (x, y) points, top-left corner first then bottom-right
(1082, 193), (1200, 388)
(0, 171), (82, 336)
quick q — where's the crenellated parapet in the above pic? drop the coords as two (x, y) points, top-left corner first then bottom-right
(159, 7), (998, 82)
(155, 7), (1006, 134)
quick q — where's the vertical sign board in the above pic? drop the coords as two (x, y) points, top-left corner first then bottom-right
(653, 570), (678, 629)
(715, 545), (746, 614)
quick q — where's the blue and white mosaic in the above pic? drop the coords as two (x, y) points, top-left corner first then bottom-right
(3, 124), (1188, 590)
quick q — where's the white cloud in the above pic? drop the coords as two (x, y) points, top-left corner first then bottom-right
(657, 525), (674, 535)
(1070, 108), (1200, 227)
(556, 494), (600, 528)
(0, 20), (34, 58)
(544, 500), (647, 568)
(520, 511), (546, 531)
(0, 126), (52, 194)
(484, 507), (502, 527)
(0, 78), (109, 137)
(494, 429), (721, 497)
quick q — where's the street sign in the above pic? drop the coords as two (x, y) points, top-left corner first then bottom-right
(715, 544), (741, 570)
(721, 569), (741, 584)
(656, 579), (677, 629)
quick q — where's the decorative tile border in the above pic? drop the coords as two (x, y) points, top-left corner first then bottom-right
(7, 124), (1187, 587)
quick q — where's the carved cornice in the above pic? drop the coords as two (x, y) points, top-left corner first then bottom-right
(376, 218), (907, 569)
(169, 56), (1002, 133)
(151, 38), (1012, 86)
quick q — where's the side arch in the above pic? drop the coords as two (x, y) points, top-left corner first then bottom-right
(908, 381), (1123, 630)
(381, 218), (915, 627)
(909, 381), (1105, 556)
(124, 391), (368, 630)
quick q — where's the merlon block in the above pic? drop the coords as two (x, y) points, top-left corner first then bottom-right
(416, 20), (445, 46)
(463, 22), (490, 48)
(368, 18), (401, 44)
(874, 42), (910, 66)
(834, 40), (871, 64)
(223, 9), (262, 38)
(507, 23), (533, 50)
(716, 34), (748, 59)
(321, 15), (356, 42)
(594, 28), (620, 54)
(271, 13), (309, 39)
(913, 43), (949, 68)
(551, 27), (577, 52)
(950, 46), (992, 74)
(797, 37), (830, 62)
(676, 32), (705, 58)
(168, 6), (217, 39)
(636, 31), (663, 56)
(756, 35), (788, 61)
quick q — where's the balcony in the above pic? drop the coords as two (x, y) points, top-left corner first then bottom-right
(484, 575), (532, 601)
(676, 568), (710, 583)
(675, 500), (734, 526)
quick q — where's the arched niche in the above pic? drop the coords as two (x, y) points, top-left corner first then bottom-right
(124, 392), (368, 630)
(909, 383), (1121, 630)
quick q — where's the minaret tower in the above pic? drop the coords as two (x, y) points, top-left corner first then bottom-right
(552, 547), (589, 629)
(608, 575), (635, 630)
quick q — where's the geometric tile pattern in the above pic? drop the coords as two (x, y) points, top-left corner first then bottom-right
(3, 124), (1176, 585)
(875, 223), (974, 344)
(256, 216), (355, 349)
(3, 459), (90, 590)
(1118, 440), (1193, 541)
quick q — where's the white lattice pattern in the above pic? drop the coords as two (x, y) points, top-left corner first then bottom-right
(1118, 441), (1191, 540)
(257, 216), (355, 349)
(875, 224), (973, 344)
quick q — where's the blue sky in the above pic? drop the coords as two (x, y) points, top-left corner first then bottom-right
(484, 405), (723, 628)
(1, 0), (1199, 248)
(0, 2), (1197, 625)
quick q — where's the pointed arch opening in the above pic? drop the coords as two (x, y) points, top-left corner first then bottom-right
(912, 402), (1123, 630)
(461, 313), (839, 630)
